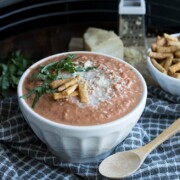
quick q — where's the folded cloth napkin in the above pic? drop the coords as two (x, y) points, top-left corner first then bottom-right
(0, 86), (180, 180)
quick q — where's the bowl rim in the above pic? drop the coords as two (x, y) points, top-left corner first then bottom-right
(18, 51), (147, 130)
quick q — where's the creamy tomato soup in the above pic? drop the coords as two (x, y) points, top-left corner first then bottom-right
(23, 53), (143, 126)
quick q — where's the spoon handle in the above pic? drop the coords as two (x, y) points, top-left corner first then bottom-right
(136, 118), (180, 160)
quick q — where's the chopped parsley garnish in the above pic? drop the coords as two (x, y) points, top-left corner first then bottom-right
(21, 54), (97, 108)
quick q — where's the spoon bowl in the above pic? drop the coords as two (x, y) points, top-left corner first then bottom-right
(99, 118), (180, 178)
(99, 151), (141, 179)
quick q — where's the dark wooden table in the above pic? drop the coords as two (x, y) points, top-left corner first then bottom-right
(0, 22), (118, 63)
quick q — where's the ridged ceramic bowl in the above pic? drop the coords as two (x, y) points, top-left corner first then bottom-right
(18, 51), (147, 163)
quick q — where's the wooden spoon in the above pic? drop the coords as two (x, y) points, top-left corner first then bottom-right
(99, 118), (180, 179)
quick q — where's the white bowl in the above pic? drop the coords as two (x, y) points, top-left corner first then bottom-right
(18, 51), (147, 163)
(147, 33), (180, 96)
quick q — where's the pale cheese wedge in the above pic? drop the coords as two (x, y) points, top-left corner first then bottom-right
(84, 27), (124, 59)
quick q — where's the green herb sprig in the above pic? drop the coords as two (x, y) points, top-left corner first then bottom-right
(0, 51), (29, 98)
(21, 54), (97, 108)
(22, 84), (56, 108)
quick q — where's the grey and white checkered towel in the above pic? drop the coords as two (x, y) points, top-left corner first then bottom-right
(0, 86), (180, 180)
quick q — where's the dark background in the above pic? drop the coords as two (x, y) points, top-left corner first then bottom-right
(0, 0), (180, 61)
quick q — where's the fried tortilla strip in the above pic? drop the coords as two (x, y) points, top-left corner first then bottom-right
(157, 46), (177, 53)
(164, 55), (173, 70)
(172, 58), (180, 63)
(171, 73), (180, 79)
(151, 43), (157, 52)
(151, 58), (167, 74)
(164, 33), (178, 42)
(50, 78), (72, 89)
(157, 36), (161, 41)
(169, 62), (180, 74)
(62, 83), (78, 96)
(156, 37), (166, 47)
(160, 60), (166, 67)
(53, 91), (79, 100)
(78, 81), (89, 103)
(58, 75), (80, 91)
(148, 52), (172, 59)
(175, 50), (180, 58)
(167, 41), (180, 48)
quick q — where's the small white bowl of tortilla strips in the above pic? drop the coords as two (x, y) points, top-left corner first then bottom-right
(147, 33), (180, 96)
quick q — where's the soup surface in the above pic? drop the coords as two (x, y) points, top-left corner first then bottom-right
(23, 53), (143, 126)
